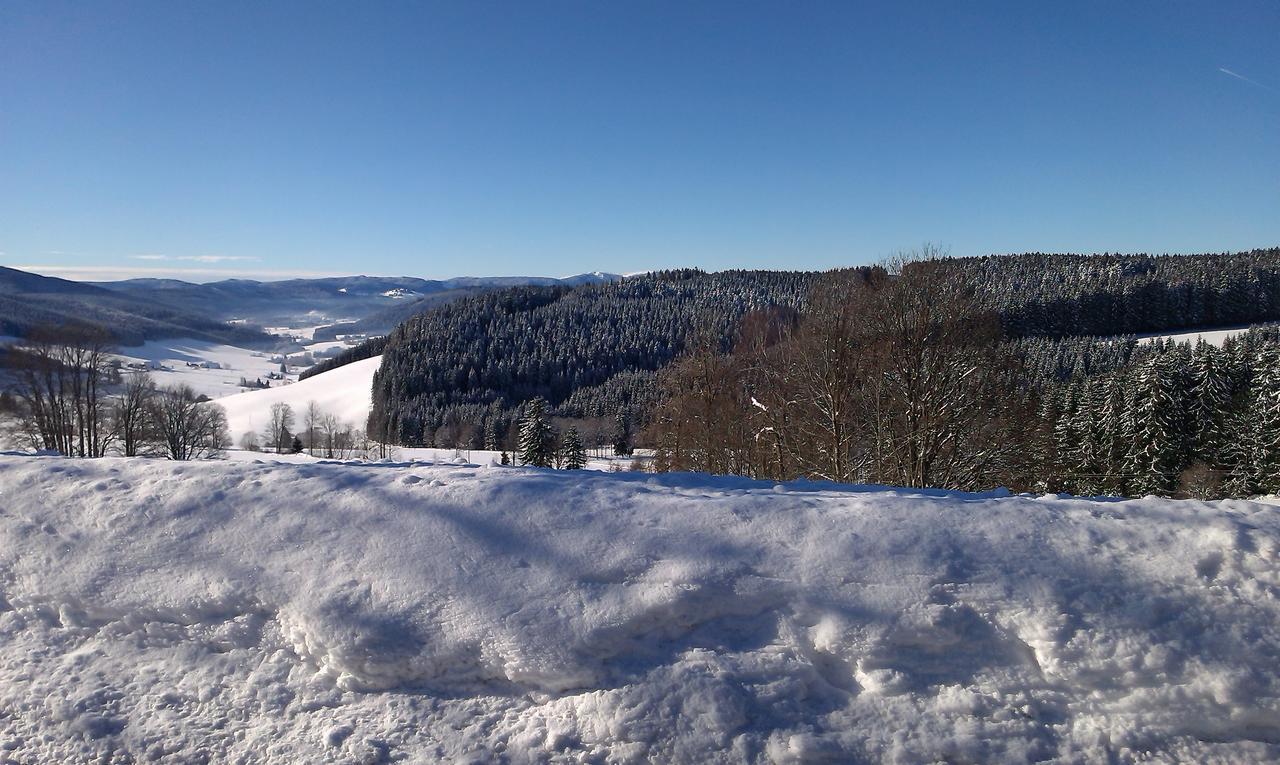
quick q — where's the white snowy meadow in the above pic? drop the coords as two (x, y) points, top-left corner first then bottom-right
(0, 453), (1277, 763)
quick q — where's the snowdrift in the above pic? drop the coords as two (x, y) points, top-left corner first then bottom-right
(0, 454), (1277, 763)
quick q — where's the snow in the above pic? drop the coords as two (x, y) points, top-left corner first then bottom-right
(1, 454), (1278, 763)
(1137, 322), (1280, 347)
(112, 340), (293, 400)
(224, 445), (647, 472)
(216, 355), (382, 444)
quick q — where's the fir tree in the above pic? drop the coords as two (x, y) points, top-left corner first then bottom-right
(612, 411), (631, 456)
(1189, 342), (1231, 466)
(483, 416), (499, 452)
(1249, 348), (1280, 493)
(560, 427), (587, 470)
(517, 397), (554, 467)
(1126, 358), (1182, 495)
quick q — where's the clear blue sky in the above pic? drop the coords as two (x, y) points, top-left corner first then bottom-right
(2, 1), (1277, 282)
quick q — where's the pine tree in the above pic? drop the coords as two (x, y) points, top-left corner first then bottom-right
(1053, 381), (1083, 493)
(1073, 378), (1107, 495)
(1249, 348), (1280, 493)
(612, 411), (631, 456)
(483, 417), (499, 451)
(560, 427), (587, 470)
(1189, 342), (1231, 467)
(1126, 358), (1182, 495)
(1098, 374), (1130, 495)
(518, 397), (554, 467)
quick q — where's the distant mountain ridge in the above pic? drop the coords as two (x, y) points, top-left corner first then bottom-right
(0, 266), (276, 347)
(1, 267), (621, 347)
(90, 272), (623, 332)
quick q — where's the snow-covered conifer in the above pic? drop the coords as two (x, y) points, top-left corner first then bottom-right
(518, 398), (554, 468)
(560, 427), (587, 470)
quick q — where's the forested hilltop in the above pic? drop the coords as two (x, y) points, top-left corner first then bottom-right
(367, 269), (825, 446)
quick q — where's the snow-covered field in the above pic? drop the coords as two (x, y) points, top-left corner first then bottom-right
(217, 355), (382, 445)
(113, 340), (296, 400)
(1, 454), (1277, 763)
(1137, 322), (1280, 347)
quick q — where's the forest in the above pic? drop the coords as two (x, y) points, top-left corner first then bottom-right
(355, 248), (1280, 497)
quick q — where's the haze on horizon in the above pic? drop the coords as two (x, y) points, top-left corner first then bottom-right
(2, 1), (1278, 283)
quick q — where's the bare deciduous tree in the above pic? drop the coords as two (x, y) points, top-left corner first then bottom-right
(150, 384), (230, 460)
(264, 402), (295, 454)
(648, 249), (1033, 491)
(114, 371), (157, 457)
(6, 324), (117, 457)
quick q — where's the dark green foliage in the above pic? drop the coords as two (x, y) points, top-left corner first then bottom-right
(369, 269), (821, 446)
(1033, 327), (1280, 497)
(947, 248), (1280, 338)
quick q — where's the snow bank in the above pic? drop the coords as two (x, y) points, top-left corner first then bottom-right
(217, 354), (381, 444)
(0, 455), (1278, 763)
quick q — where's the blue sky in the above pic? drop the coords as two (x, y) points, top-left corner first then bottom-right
(2, 1), (1277, 282)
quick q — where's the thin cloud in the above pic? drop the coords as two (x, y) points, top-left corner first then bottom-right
(128, 254), (261, 264)
(1218, 67), (1277, 93)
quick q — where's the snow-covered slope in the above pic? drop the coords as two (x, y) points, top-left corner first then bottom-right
(1136, 322), (1280, 347)
(216, 355), (381, 443)
(1, 455), (1278, 763)
(114, 339), (290, 400)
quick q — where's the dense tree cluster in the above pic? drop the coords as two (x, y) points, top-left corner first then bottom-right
(368, 269), (822, 446)
(1036, 328), (1280, 498)
(948, 248), (1280, 337)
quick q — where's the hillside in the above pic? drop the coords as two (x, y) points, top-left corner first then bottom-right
(0, 454), (1276, 762)
(370, 268), (824, 445)
(217, 354), (382, 444)
(0, 267), (274, 347)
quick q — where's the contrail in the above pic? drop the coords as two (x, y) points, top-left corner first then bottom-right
(1218, 67), (1277, 93)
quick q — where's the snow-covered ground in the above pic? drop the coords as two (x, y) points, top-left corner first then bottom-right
(1136, 322), (1280, 347)
(113, 340), (296, 400)
(224, 446), (647, 472)
(0, 454), (1277, 763)
(217, 355), (382, 445)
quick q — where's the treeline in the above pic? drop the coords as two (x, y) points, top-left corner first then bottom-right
(1, 325), (229, 460)
(950, 248), (1280, 337)
(367, 269), (825, 446)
